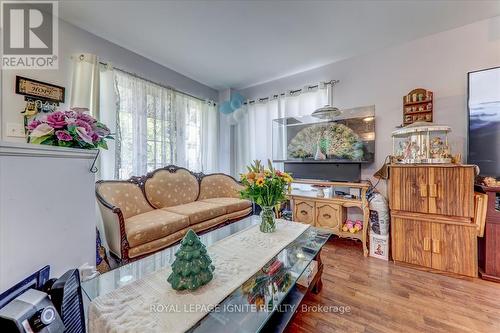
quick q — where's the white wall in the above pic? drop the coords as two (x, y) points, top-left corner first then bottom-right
(1, 18), (218, 142)
(0, 142), (97, 292)
(235, 16), (500, 193)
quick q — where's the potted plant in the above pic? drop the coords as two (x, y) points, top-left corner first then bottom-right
(240, 160), (293, 233)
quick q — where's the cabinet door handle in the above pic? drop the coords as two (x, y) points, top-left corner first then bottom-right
(300, 210), (308, 215)
(432, 239), (440, 254)
(423, 237), (431, 251)
(428, 184), (438, 198)
(419, 184), (428, 197)
(322, 213), (331, 219)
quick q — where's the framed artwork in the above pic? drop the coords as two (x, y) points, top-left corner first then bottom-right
(15, 76), (65, 103)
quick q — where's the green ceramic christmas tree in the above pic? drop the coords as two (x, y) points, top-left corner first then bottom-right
(167, 229), (215, 291)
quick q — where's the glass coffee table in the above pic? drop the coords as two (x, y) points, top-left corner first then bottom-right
(82, 215), (331, 332)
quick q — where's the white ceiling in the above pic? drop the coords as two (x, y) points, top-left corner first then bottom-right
(59, 0), (500, 90)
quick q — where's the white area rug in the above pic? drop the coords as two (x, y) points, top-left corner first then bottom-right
(88, 220), (309, 333)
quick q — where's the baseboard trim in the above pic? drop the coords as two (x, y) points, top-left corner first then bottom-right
(479, 268), (500, 283)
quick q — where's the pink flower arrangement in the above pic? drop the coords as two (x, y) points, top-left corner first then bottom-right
(27, 110), (113, 149)
(27, 120), (41, 131)
(46, 112), (67, 128)
(55, 130), (72, 141)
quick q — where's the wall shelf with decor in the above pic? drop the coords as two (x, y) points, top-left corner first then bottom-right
(404, 99), (433, 106)
(403, 88), (433, 126)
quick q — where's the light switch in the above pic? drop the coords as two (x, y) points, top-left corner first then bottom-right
(6, 123), (26, 138)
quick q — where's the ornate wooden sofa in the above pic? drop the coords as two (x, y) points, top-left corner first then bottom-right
(96, 166), (252, 262)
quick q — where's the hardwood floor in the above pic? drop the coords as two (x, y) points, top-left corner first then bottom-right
(286, 237), (500, 333)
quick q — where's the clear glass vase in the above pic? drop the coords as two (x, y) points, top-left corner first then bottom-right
(259, 206), (276, 233)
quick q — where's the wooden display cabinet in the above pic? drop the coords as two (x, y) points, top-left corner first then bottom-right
(289, 180), (370, 256)
(392, 213), (477, 277)
(476, 185), (500, 282)
(389, 165), (474, 217)
(389, 164), (479, 277)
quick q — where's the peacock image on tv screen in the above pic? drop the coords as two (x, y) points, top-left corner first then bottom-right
(272, 105), (375, 163)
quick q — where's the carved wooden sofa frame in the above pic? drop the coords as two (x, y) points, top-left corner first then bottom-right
(96, 165), (254, 263)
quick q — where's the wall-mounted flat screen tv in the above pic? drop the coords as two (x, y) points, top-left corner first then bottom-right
(468, 67), (500, 178)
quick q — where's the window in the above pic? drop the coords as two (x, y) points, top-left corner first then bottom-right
(184, 100), (202, 170)
(113, 69), (217, 179)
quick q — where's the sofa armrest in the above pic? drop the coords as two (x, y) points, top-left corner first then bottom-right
(198, 174), (245, 200)
(96, 188), (130, 261)
(231, 181), (245, 195)
(95, 180), (153, 219)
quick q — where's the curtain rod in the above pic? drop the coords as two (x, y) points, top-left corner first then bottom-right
(99, 61), (216, 105)
(244, 79), (339, 105)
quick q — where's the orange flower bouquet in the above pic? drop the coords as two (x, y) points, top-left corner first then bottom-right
(240, 160), (293, 232)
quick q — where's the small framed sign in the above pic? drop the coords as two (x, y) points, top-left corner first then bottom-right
(15, 76), (65, 103)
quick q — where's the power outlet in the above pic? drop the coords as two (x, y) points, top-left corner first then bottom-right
(6, 123), (26, 138)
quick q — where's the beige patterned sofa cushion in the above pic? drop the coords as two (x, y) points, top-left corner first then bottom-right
(200, 197), (252, 214)
(127, 207), (252, 258)
(144, 169), (199, 208)
(125, 210), (189, 247)
(198, 174), (244, 200)
(162, 201), (227, 225)
(97, 182), (153, 219)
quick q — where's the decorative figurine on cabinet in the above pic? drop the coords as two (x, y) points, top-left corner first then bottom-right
(392, 122), (452, 164)
(429, 137), (450, 159)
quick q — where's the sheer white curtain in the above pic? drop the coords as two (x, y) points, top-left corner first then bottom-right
(233, 98), (284, 176)
(114, 70), (176, 178)
(109, 69), (217, 179)
(201, 102), (219, 173)
(174, 94), (218, 173)
(282, 88), (326, 118)
(174, 93), (198, 171)
(98, 64), (117, 179)
(234, 88), (326, 175)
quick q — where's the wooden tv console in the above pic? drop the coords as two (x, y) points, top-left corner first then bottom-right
(288, 179), (370, 256)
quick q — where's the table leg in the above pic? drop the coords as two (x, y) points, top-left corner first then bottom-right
(311, 249), (323, 294)
(362, 188), (370, 257)
(312, 277), (323, 294)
